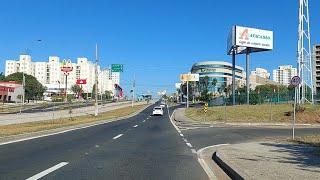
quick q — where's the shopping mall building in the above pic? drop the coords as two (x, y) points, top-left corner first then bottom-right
(191, 61), (246, 93)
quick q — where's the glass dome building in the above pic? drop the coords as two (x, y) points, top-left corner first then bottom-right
(191, 61), (246, 93)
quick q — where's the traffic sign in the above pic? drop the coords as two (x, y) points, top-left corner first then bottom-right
(290, 76), (301, 87)
(111, 64), (123, 72)
(203, 103), (208, 113)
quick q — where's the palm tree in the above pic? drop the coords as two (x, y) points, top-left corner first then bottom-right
(104, 90), (113, 100)
(71, 84), (82, 98)
(212, 78), (217, 92)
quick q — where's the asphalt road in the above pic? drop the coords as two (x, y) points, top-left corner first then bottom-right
(0, 103), (208, 180)
(182, 126), (320, 150)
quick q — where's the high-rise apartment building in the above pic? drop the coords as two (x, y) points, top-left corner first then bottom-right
(313, 44), (320, 96)
(5, 55), (121, 96)
(251, 68), (270, 79)
(272, 65), (297, 86)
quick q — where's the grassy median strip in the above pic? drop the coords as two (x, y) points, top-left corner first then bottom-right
(185, 104), (320, 123)
(0, 104), (146, 137)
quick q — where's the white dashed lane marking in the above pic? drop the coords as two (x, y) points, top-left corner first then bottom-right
(26, 162), (69, 180)
(112, 134), (123, 140)
(133, 125), (138, 128)
(142, 120), (146, 122)
(186, 143), (193, 148)
(180, 133), (184, 137)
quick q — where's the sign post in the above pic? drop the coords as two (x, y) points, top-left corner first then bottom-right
(60, 59), (73, 103)
(203, 102), (208, 122)
(180, 73), (199, 108)
(290, 76), (301, 140)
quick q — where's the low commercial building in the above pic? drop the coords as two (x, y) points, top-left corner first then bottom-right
(0, 81), (23, 102)
(249, 74), (280, 90)
(251, 68), (270, 79)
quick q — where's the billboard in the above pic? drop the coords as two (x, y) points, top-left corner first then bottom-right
(60, 59), (73, 73)
(235, 26), (273, 50)
(180, 74), (199, 82)
(227, 26), (273, 55)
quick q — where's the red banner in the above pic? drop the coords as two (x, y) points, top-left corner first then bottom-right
(76, 79), (87, 85)
(0, 86), (15, 92)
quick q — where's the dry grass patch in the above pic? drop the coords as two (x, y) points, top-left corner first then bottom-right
(0, 104), (146, 137)
(290, 135), (320, 156)
(185, 104), (320, 123)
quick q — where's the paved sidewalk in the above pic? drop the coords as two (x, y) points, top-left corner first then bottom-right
(216, 141), (320, 180)
(0, 101), (147, 126)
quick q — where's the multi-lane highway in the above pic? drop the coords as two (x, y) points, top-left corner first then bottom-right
(0, 103), (208, 180)
(0, 102), (319, 180)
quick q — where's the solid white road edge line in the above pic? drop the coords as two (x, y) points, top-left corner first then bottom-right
(26, 162), (69, 180)
(168, 107), (216, 179)
(112, 134), (123, 140)
(198, 158), (216, 180)
(0, 120), (114, 146)
(196, 144), (230, 156)
(169, 109), (181, 133)
(196, 144), (230, 180)
(133, 125), (138, 128)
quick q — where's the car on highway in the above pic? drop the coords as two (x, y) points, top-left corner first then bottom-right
(160, 103), (166, 108)
(152, 106), (164, 116)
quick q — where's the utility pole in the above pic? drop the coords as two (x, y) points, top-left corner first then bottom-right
(94, 44), (99, 116)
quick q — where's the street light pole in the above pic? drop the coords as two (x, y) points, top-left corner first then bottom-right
(21, 58), (25, 113)
(94, 44), (99, 116)
(132, 73), (135, 108)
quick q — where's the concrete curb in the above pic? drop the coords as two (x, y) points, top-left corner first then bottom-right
(197, 144), (245, 180)
(213, 151), (244, 180)
(0, 102), (153, 146)
(224, 122), (320, 127)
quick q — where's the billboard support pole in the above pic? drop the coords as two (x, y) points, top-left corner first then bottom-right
(232, 48), (236, 106)
(246, 48), (250, 105)
(186, 80), (189, 108)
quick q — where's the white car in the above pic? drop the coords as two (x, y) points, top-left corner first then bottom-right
(152, 107), (164, 116)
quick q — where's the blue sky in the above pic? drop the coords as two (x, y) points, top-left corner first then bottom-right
(0, 0), (319, 96)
